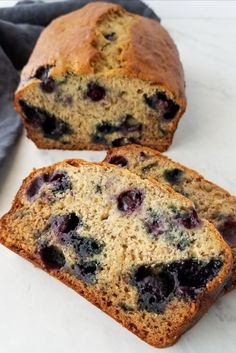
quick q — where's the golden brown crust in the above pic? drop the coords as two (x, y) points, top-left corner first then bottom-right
(122, 15), (185, 104)
(0, 159), (232, 348)
(14, 2), (186, 152)
(17, 2), (185, 104)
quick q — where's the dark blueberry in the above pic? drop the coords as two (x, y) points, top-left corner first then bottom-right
(19, 101), (71, 139)
(39, 245), (65, 270)
(51, 213), (82, 238)
(218, 219), (236, 246)
(91, 133), (107, 145)
(34, 65), (51, 81)
(132, 258), (223, 313)
(117, 189), (144, 213)
(40, 77), (56, 93)
(177, 237), (191, 251)
(26, 170), (70, 200)
(132, 265), (177, 313)
(104, 32), (117, 41)
(163, 105), (179, 120)
(145, 213), (167, 237)
(112, 138), (125, 147)
(87, 82), (106, 101)
(119, 115), (142, 134)
(175, 209), (201, 229)
(125, 137), (139, 145)
(34, 66), (56, 93)
(96, 121), (118, 134)
(41, 115), (70, 139)
(167, 259), (223, 296)
(140, 151), (151, 160)
(72, 260), (101, 284)
(26, 173), (49, 200)
(71, 236), (104, 258)
(19, 100), (43, 126)
(163, 168), (184, 185)
(108, 155), (128, 167)
(144, 92), (179, 120)
(48, 170), (71, 193)
(112, 137), (138, 147)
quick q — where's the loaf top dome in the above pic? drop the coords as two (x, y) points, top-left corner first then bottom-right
(19, 2), (185, 105)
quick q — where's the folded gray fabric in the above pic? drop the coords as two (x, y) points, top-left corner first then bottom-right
(0, 20), (43, 70)
(0, 0), (160, 25)
(0, 0), (160, 166)
(0, 47), (20, 164)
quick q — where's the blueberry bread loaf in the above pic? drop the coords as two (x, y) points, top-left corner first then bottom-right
(0, 160), (232, 347)
(14, 2), (186, 152)
(105, 145), (236, 290)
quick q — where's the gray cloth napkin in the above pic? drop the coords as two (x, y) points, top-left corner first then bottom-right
(0, 0), (160, 166)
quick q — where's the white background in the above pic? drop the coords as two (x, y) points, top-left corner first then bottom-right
(0, 1), (236, 353)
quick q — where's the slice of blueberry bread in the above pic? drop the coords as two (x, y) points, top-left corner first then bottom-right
(0, 160), (232, 347)
(14, 2), (186, 152)
(105, 144), (236, 290)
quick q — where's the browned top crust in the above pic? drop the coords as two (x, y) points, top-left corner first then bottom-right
(19, 2), (185, 105)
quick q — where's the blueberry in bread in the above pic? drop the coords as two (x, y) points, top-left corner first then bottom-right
(105, 144), (236, 290)
(0, 159), (232, 348)
(14, 2), (186, 152)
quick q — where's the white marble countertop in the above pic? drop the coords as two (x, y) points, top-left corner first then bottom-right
(0, 2), (236, 353)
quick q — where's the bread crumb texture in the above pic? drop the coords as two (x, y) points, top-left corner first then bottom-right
(0, 159), (232, 348)
(105, 144), (236, 290)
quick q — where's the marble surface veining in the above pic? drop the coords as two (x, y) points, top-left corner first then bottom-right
(0, 14), (236, 353)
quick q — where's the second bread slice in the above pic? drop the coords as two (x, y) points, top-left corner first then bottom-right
(105, 144), (236, 290)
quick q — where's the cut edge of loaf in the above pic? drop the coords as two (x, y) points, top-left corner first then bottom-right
(14, 2), (186, 152)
